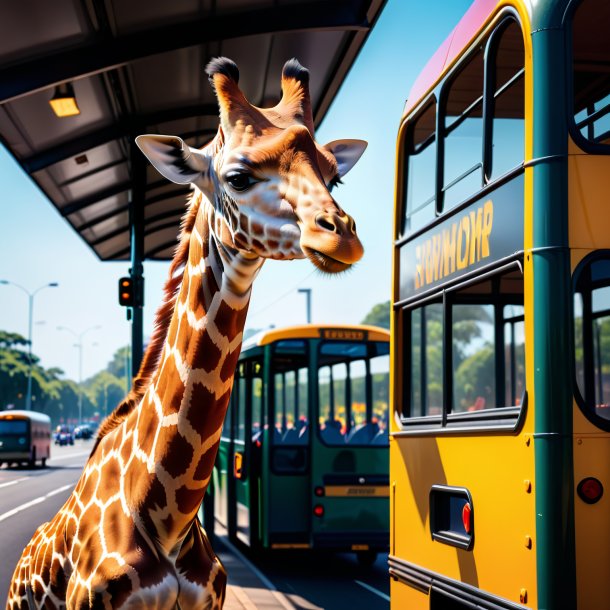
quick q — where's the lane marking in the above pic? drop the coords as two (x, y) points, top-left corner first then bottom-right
(354, 580), (390, 602)
(0, 484), (73, 524)
(0, 477), (29, 489)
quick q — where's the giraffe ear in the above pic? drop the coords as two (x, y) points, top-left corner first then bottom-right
(324, 139), (368, 178)
(135, 135), (209, 185)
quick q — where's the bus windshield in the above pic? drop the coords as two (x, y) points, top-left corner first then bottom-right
(0, 420), (28, 435)
(318, 341), (389, 446)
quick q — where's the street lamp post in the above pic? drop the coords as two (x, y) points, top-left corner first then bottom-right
(298, 288), (312, 324)
(57, 325), (101, 424)
(0, 280), (58, 410)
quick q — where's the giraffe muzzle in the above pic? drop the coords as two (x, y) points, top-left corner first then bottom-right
(300, 210), (363, 273)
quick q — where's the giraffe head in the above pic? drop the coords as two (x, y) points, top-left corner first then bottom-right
(136, 57), (366, 273)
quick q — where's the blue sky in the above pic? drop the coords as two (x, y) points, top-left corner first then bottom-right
(0, 0), (472, 382)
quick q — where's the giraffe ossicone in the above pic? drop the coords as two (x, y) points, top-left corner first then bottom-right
(6, 57), (366, 610)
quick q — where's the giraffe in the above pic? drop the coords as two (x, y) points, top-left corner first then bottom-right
(6, 57), (366, 610)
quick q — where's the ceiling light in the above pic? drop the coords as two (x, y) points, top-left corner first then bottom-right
(49, 83), (80, 117)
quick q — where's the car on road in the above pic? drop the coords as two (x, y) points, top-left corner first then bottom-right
(74, 425), (93, 440)
(54, 425), (74, 446)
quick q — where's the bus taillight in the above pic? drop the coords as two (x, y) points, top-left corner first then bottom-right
(577, 477), (603, 504)
(313, 504), (324, 518)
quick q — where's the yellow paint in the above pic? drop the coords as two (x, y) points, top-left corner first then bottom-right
(568, 152), (610, 608)
(252, 324), (390, 346)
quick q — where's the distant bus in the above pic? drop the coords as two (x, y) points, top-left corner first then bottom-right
(0, 410), (51, 468)
(209, 324), (390, 564)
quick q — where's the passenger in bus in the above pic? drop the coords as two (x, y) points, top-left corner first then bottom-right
(320, 418), (344, 444)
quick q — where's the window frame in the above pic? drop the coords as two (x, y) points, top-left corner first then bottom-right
(399, 11), (526, 240)
(398, 259), (527, 433)
(572, 250), (610, 431)
(567, 0), (610, 154)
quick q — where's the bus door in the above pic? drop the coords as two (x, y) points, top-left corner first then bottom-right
(312, 337), (390, 556)
(263, 339), (311, 548)
(229, 358), (263, 546)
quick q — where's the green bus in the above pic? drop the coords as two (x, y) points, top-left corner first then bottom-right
(210, 324), (390, 564)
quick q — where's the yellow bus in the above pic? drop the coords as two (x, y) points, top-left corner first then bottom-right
(390, 0), (610, 608)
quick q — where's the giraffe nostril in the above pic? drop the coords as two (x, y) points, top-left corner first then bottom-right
(316, 215), (337, 233)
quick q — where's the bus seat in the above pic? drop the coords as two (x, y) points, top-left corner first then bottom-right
(371, 430), (389, 445)
(282, 428), (299, 444)
(320, 420), (344, 444)
(346, 422), (379, 444)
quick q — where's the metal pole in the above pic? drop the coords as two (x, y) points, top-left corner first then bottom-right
(0, 280), (58, 410)
(57, 325), (100, 424)
(129, 142), (146, 378)
(26, 293), (34, 411)
(298, 288), (312, 324)
(78, 341), (83, 424)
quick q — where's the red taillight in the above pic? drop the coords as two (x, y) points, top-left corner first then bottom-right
(314, 486), (325, 497)
(577, 477), (604, 504)
(313, 504), (324, 518)
(462, 502), (472, 534)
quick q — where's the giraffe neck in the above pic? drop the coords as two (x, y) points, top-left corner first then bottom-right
(134, 198), (263, 553)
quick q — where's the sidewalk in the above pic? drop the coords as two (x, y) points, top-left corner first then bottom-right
(214, 536), (295, 610)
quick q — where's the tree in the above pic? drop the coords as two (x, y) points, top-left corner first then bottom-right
(361, 301), (390, 329)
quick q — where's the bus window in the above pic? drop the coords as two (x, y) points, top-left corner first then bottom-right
(0, 420), (28, 435)
(572, 0), (610, 145)
(574, 256), (610, 423)
(442, 47), (484, 210)
(504, 304), (525, 407)
(319, 341), (389, 445)
(450, 268), (524, 415)
(237, 374), (246, 442)
(272, 340), (308, 445)
(406, 302), (443, 417)
(403, 266), (524, 423)
(403, 101), (437, 234)
(371, 349), (390, 444)
(488, 20), (525, 181)
(349, 360), (367, 430)
(252, 362), (263, 437)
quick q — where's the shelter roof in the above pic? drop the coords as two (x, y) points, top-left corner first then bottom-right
(0, 0), (385, 261)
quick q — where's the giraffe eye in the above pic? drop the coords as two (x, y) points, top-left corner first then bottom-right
(225, 171), (257, 192)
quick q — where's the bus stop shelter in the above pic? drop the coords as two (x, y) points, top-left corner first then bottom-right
(0, 0), (385, 373)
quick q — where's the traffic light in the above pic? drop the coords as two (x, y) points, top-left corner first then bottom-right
(118, 277), (134, 306)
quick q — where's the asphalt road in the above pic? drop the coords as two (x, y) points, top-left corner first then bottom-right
(0, 440), (389, 609)
(0, 440), (91, 605)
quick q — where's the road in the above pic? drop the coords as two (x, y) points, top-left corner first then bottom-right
(1, 440), (389, 609)
(0, 440), (91, 604)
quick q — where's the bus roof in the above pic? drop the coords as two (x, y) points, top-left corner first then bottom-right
(0, 410), (51, 424)
(404, 0), (502, 117)
(242, 324), (390, 351)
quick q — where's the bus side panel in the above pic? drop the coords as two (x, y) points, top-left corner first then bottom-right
(568, 151), (610, 609)
(266, 473), (310, 546)
(390, 577), (428, 609)
(390, 433), (536, 608)
(312, 444), (389, 549)
(568, 147), (610, 251)
(572, 408), (610, 610)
